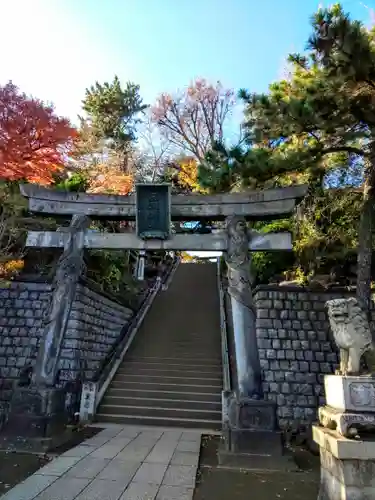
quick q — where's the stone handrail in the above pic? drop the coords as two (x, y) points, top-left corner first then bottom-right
(93, 286), (155, 385)
(96, 257), (180, 391)
(79, 256), (181, 420)
(161, 254), (179, 291)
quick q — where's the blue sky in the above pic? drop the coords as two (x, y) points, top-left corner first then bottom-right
(2, 0), (371, 258)
(1, 0), (372, 126)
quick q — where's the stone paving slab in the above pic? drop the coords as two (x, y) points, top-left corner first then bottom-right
(176, 441), (200, 453)
(162, 465), (197, 488)
(171, 451), (199, 467)
(132, 462), (168, 484)
(38, 457), (82, 476)
(66, 457), (110, 479)
(145, 441), (177, 464)
(61, 446), (96, 459)
(34, 477), (90, 500)
(116, 429), (141, 439)
(0, 474), (57, 500)
(116, 445), (155, 462)
(74, 479), (128, 500)
(180, 432), (202, 442)
(0, 425), (203, 500)
(119, 482), (159, 500)
(83, 436), (112, 447)
(89, 442), (130, 459)
(156, 485), (194, 500)
(96, 459), (140, 484)
(159, 430), (182, 442)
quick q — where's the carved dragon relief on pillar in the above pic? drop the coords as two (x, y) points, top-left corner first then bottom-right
(224, 215), (254, 312)
(223, 215), (266, 402)
(33, 215), (90, 387)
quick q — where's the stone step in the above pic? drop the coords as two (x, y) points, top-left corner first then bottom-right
(131, 339), (220, 345)
(131, 339), (220, 344)
(95, 412), (222, 431)
(128, 350), (222, 359)
(106, 387), (222, 402)
(130, 350), (221, 355)
(116, 366), (223, 377)
(110, 380), (222, 394)
(112, 374), (222, 386)
(98, 403), (222, 421)
(124, 356), (222, 367)
(98, 263), (222, 431)
(132, 336), (220, 347)
(101, 395), (222, 411)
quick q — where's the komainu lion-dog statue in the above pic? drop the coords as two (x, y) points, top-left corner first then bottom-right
(326, 297), (374, 375)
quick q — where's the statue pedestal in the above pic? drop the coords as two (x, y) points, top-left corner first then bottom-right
(313, 425), (375, 500)
(325, 374), (375, 412)
(0, 386), (71, 452)
(320, 374), (375, 438)
(219, 393), (297, 470)
(319, 405), (375, 438)
(316, 373), (375, 498)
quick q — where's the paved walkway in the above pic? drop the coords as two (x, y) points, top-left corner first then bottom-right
(1, 425), (204, 500)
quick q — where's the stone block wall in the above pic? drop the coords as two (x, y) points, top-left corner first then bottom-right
(0, 281), (52, 417)
(59, 283), (133, 383)
(0, 279), (133, 418)
(253, 286), (358, 430)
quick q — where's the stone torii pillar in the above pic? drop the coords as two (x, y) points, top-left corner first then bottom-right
(221, 215), (284, 464)
(2, 214), (90, 451)
(225, 215), (262, 399)
(33, 214), (90, 386)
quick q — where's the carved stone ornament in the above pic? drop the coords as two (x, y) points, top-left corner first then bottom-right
(326, 297), (374, 376)
(324, 374), (375, 413)
(319, 405), (375, 439)
(224, 215), (254, 310)
(34, 215), (90, 387)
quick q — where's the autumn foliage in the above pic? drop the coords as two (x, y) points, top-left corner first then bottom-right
(86, 163), (134, 195)
(152, 79), (234, 161)
(72, 123), (135, 195)
(174, 157), (207, 193)
(0, 259), (24, 281)
(0, 82), (76, 185)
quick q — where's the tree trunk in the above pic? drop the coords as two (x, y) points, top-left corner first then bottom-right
(356, 158), (375, 313)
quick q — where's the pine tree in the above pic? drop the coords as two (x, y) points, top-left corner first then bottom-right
(82, 76), (147, 158)
(234, 3), (375, 311)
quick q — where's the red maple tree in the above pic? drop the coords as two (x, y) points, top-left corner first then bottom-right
(0, 81), (76, 185)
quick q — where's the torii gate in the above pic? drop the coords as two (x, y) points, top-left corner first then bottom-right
(20, 182), (307, 445)
(21, 183), (305, 252)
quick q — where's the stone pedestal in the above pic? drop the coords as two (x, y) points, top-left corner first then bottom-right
(219, 393), (297, 470)
(319, 405), (375, 438)
(0, 386), (70, 452)
(313, 425), (375, 499)
(325, 374), (375, 412)
(320, 375), (375, 438)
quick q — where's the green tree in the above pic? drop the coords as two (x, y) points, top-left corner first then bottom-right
(82, 76), (148, 163)
(230, 3), (375, 310)
(198, 141), (246, 193)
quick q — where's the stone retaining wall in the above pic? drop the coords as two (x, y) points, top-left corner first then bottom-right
(0, 280), (132, 417)
(253, 286), (370, 431)
(0, 282), (52, 412)
(59, 284), (132, 383)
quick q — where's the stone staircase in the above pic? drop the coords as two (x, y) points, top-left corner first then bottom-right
(96, 262), (223, 430)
